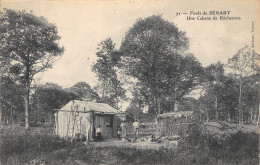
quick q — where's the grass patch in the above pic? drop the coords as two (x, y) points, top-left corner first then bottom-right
(0, 125), (259, 165)
(0, 132), (76, 164)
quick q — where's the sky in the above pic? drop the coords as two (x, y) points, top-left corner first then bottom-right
(2, 0), (260, 89)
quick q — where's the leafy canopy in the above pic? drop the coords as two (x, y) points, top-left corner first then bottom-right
(0, 9), (64, 84)
(120, 15), (203, 113)
(92, 38), (125, 108)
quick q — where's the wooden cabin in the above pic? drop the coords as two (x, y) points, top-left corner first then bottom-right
(54, 100), (126, 139)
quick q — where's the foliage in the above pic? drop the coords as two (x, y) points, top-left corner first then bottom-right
(241, 74), (260, 107)
(184, 124), (259, 164)
(1, 126), (258, 165)
(69, 81), (100, 101)
(201, 62), (226, 120)
(31, 83), (79, 122)
(0, 9), (64, 128)
(178, 97), (199, 112)
(125, 86), (149, 120)
(0, 132), (76, 164)
(0, 76), (24, 122)
(115, 130), (259, 165)
(227, 46), (260, 124)
(92, 38), (125, 108)
(199, 56), (259, 123)
(125, 104), (142, 120)
(120, 15), (203, 114)
(199, 73), (239, 122)
(227, 46), (260, 77)
(0, 8), (64, 84)
(30, 82), (101, 122)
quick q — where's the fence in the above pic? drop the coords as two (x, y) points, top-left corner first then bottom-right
(156, 111), (194, 137)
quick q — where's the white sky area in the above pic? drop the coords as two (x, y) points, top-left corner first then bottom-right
(2, 0), (260, 109)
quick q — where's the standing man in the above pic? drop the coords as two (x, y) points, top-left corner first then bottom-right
(133, 119), (140, 139)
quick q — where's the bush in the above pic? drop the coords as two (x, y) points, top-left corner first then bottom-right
(0, 133), (76, 164)
(183, 124), (259, 165)
(114, 147), (176, 164)
(0, 124), (258, 165)
(220, 131), (259, 160)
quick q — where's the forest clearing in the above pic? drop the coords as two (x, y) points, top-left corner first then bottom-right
(1, 1), (260, 165)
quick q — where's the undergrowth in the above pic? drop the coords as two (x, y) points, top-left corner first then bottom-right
(0, 124), (259, 165)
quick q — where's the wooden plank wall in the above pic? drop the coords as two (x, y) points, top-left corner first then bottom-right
(94, 114), (114, 138)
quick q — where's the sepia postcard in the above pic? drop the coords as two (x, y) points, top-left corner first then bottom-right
(0, 0), (259, 164)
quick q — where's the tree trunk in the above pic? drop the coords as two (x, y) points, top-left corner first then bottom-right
(24, 88), (29, 128)
(206, 107), (209, 122)
(215, 97), (218, 121)
(13, 108), (16, 124)
(254, 103), (258, 124)
(241, 108), (244, 124)
(18, 112), (21, 124)
(3, 115), (6, 124)
(24, 67), (30, 129)
(227, 110), (231, 123)
(10, 107), (13, 124)
(155, 83), (160, 114)
(115, 81), (119, 109)
(36, 93), (40, 122)
(155, 94), (160, 114)
(158, 100), (161, 114)
(0, 70), (2, 146)
(238, 81), (243, 125)
(0, 98), (2, 147)
(256, 104), (260, 127)
(102, 80), (105, 99)
(250, 107), (253, 124)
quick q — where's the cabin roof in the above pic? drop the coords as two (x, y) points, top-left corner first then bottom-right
(58, 100), (121, 114)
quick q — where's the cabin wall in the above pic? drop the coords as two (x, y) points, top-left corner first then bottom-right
(55, 111), (126, 139)
(78, 113), (89, 137)
(113, 115), (119, 137)
(55, 111), (69, 137)
(94, 114), (114, 138)
(55, 111), (89, 138)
